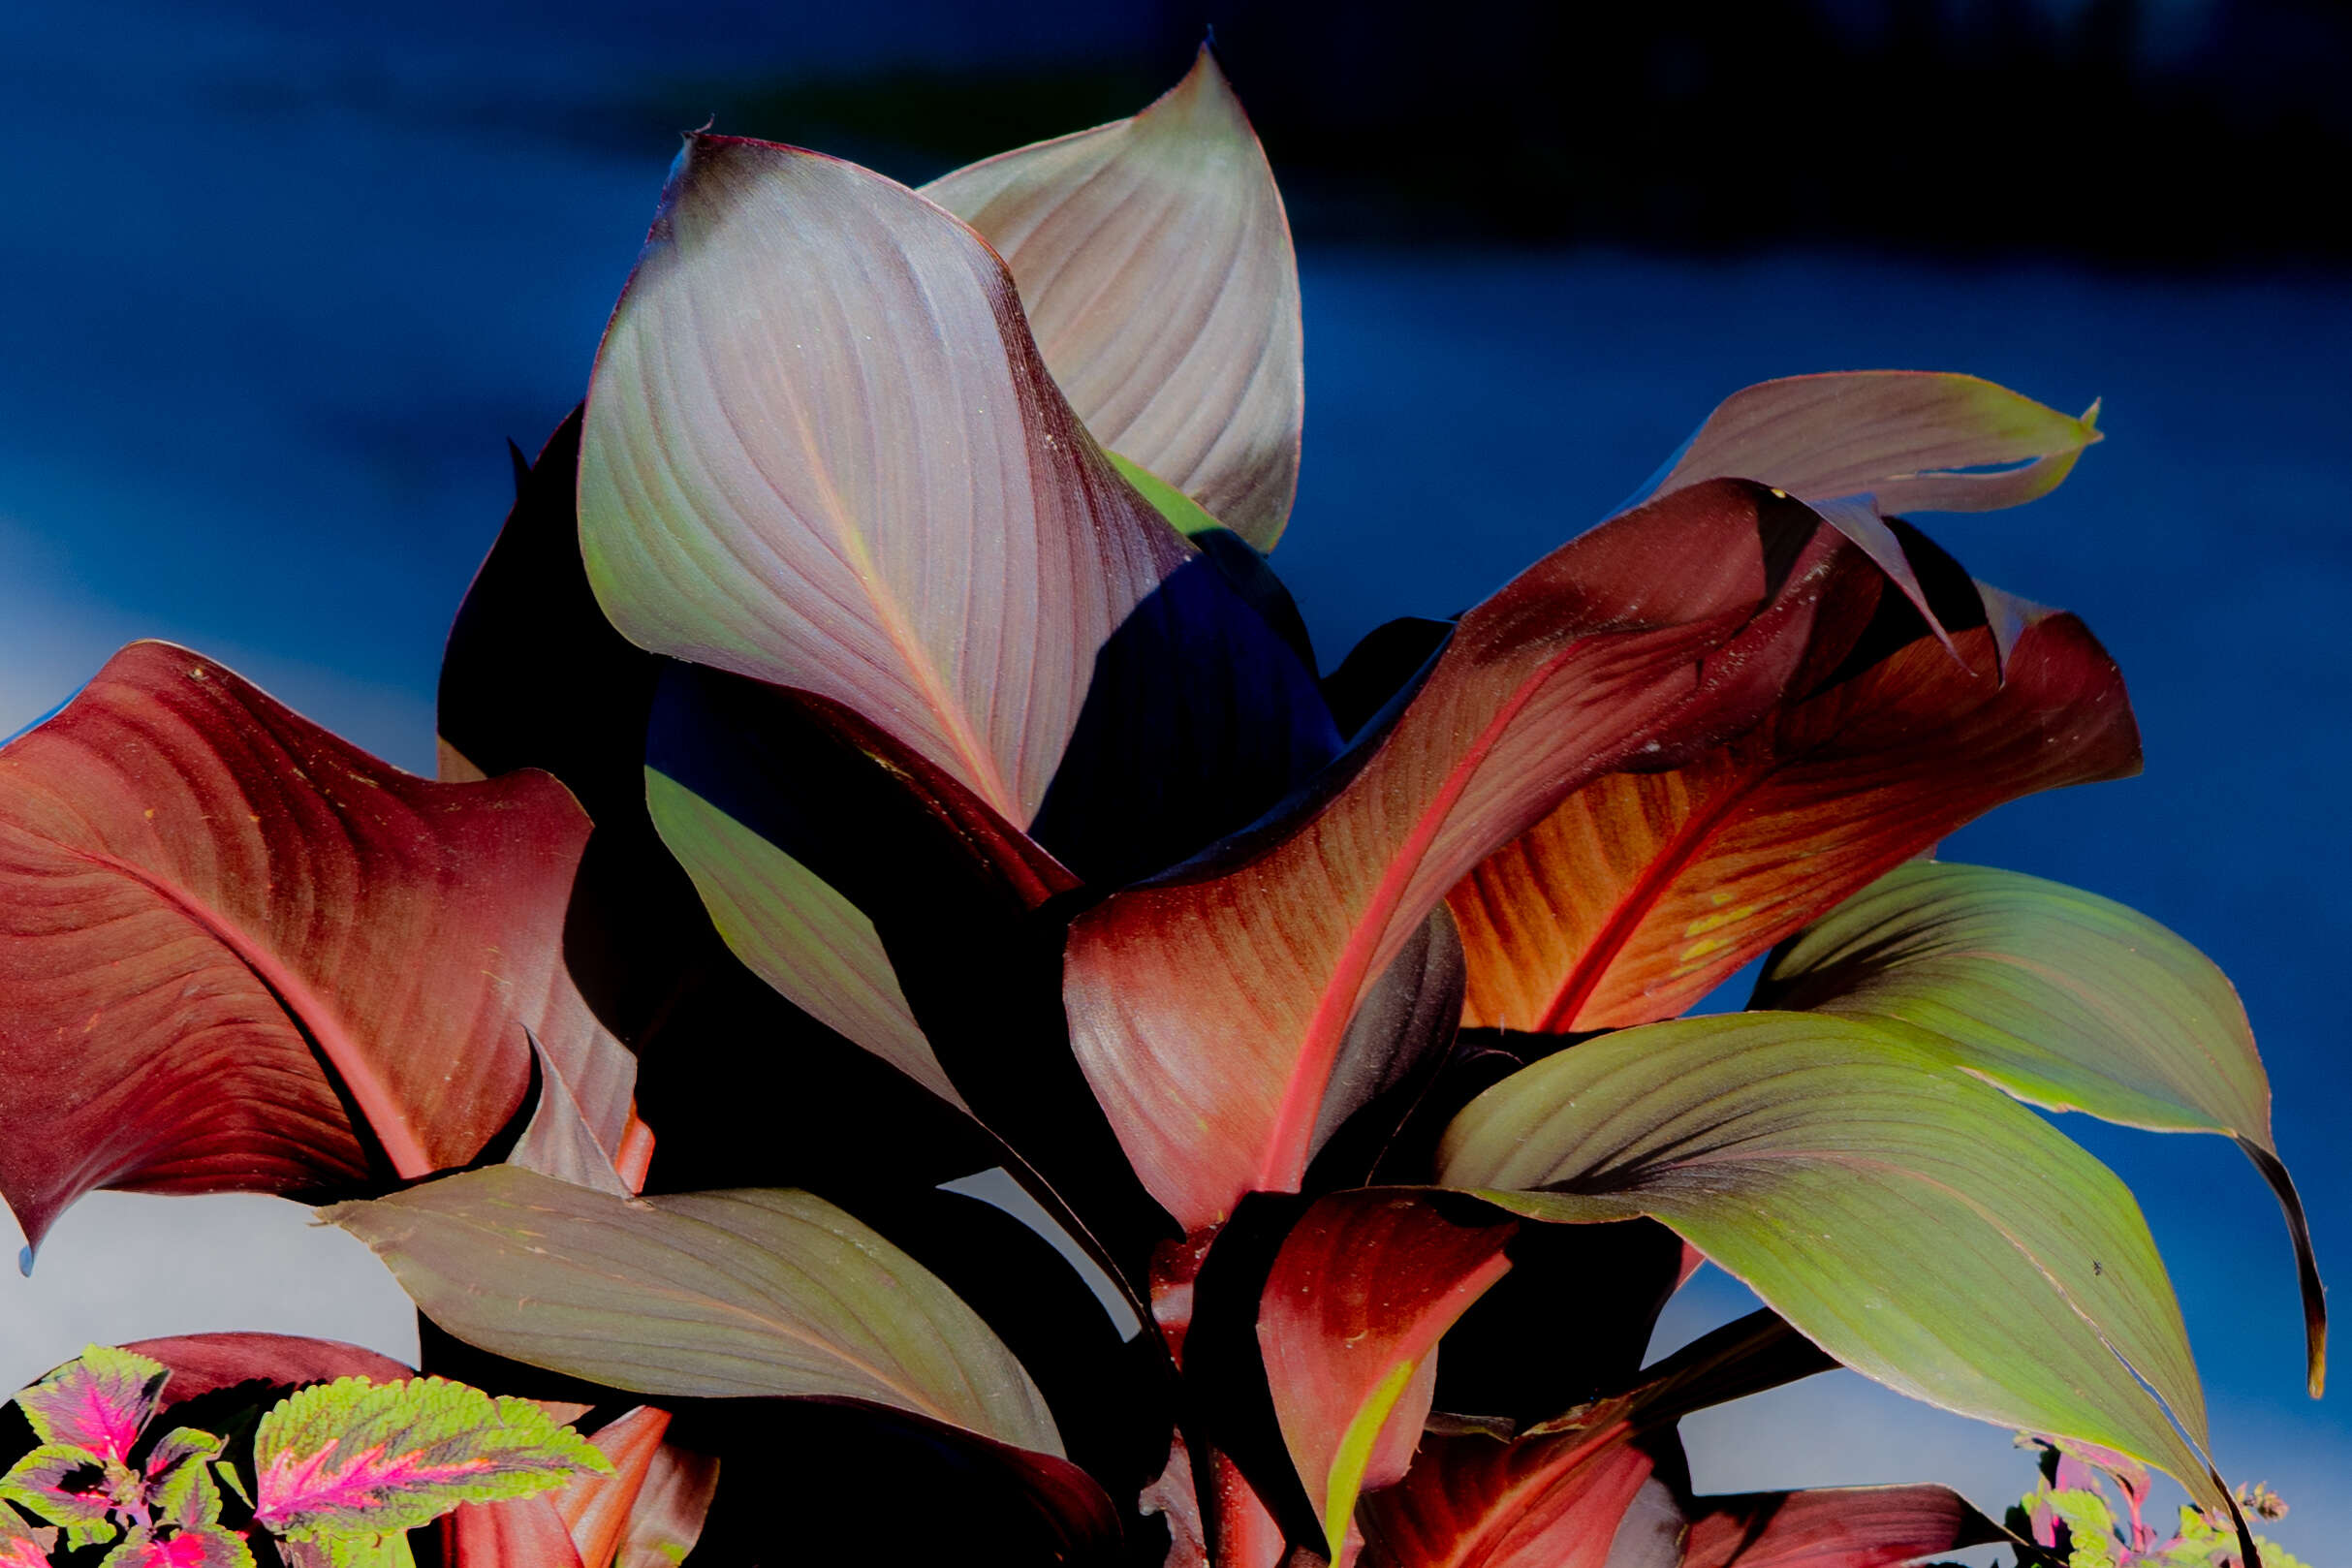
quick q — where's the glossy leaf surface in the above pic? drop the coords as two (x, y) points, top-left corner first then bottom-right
(1440, 1012), (2232, 1516)
(1259, 1193), (1517, 1553)
(1757, 860), (2325, 1395)
(327, 1166), (1061, 1457)
(1645, 371), (2100, 515)
(1679, 1485), (2006, 1568)
(1450, 559), (2139, 1031)
(580, 133), (1195, 828)
(1067, 482), (1844, 1229)
(0, 643), (642, 1249)
(924, 47), (1302, 549)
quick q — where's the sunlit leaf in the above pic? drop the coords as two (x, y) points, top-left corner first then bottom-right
(925, 47), (1303, 549)
(1450, 539), (2139, 1032)
(1640, 371), (2101, 516)
(1258, 1192), (1516, 1554)
(1066, 481), (1848, 1230)
(1439, 1012), (2237, 1518)
(580, 132), (1203, 829)
(0, 643), (644, 1251)
(326, 1166), (1062, 1457)
(1756, 860), (2326, 1395)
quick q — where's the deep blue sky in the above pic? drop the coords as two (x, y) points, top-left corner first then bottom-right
(2, 0), (2345, 1548)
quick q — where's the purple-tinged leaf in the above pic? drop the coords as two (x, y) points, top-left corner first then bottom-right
(0, 644), (647, 1250)
(13, 1345), (164, 1464)
(548, 1405), (666, 1568)
(1356, 1400), (1659, 1568)
(1641, 371), (2101, 517)
(142, 1429), (226, 1529)
(610, 1437), (716, 1568)
(250, 1376), (607, 1548)
(120, 1336), (413, 1408)
(1756, 860), (2326, 1396)
(1679, 1485), (2008, 1568)
(923, 47), (1303, 549)
(326, 1166), (1063, 1456)
(1065, 482), (1845, 1231)
(0, 1510), (55, 1568)
(579, 133), (1200, 829)
(510, 1031), (639, 1198)
(0, 1445), (121, 1544)
(1259, 1193), (1517, 1555)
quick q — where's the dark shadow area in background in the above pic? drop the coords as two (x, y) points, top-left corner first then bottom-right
(601, 0), (2352, 268)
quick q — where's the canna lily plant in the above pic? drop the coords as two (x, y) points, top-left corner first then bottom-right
(0, 46), (2328, 1568)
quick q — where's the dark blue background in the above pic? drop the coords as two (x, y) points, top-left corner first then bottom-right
(2, 0), (2343, 1545)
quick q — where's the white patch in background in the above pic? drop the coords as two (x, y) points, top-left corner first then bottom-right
(0, 1192), (421, 1395)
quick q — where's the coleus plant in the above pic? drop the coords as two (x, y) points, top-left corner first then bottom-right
(0, 44), (2328, 1568)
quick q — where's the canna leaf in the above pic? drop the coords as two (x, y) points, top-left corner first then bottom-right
(326, 1166), (1062, 1457)
(1258, 1192), (1517, 1555)
(1640, 371), (2101, 517)
(1438, 1012), (2239, 1520)
(579, 132), (1204, 829)
(510, 1030), (643, 1198)
(13, 1345), (165, 1463)
(1066, 481), (1849, 1231)
(250, 1376), (607, 1548)
(546, 1405), (668, 1568)
(119, 1336), (413, 1406)
(609, 1440), (717, 1568)
(1449, 538), (2140, 1032)
(1754, 860), (2327, 1396)
(924, 47), (1303, 549)
(1678, 1486), (2008, 1568)
(435, 1496), (584, 1568)
(0, 643), (645, 1251)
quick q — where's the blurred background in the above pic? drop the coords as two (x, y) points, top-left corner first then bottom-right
(3, 0), (2347, 1550)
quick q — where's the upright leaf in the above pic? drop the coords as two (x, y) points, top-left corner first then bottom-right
(1756, 860), (2326, 1395)
(1449, 543), (2140, 1031)
(546, 1406), (667, 1568)
(436, 1496), (584, 1568)
(1258, 1193), (1516, 1554)
(510, 1032), (644, 1198)
(251, 1377), (605, 1552)
(610, 1440), (717, 1568)
(579, 132), (1199, 829)
(1066, 481), (1847, 1230)
(1438, 1012), (2237, 1519)
(326, 1167), (1062, 1457)
(924, 47), (1303, 549)
(0, 644), (643, 1249)
(1639, 371), (2101, 516)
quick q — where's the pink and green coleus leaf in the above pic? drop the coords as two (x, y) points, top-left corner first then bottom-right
(1258, 1192), (1517, 1555)
(326, 1165), (1062, 1456)
(143, 1430), (227, 1529)
(922, 46), (1304, 550)
(249, 1375), (608, 1547)
(0, 643), (648, 1252)
(1065, 480), (1848, 1231)
(1437, 1011), (2241, 1523)
(93, 1524), (255, 1568)
(0, 1510), (56, 1568)
(13, 1345), (165, 1463)
(0, 1444), (123, 1545)
(1754, 860), (2326, 1396)
(579, 131), (1206, 831)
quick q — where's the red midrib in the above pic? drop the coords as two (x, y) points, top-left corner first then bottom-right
(1534, 760), (1772, 1032)
(63, 840), (438, 1178)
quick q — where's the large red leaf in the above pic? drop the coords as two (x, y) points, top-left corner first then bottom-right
(1356, 1404), (1660, 1568)
(1259, 1193), (1517, 1554)
(578, 132), (1202, 830)
(922, 47), (1303, 549)
(0, 643), (644, 1250)
(1680, 1485), (2008, 1568)
(1449, 551), (2141, 1031)
(1064, 481), (1848, 1230)
(119, 1333), (413, 1408)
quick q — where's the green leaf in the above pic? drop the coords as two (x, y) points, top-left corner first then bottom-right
(144, 1429), (227, 1528)
(0, 1444), (121, 1546)
(1436, 1011), (2236, 1519)
(1754, 860), (2326, 1395)
(251, 1375), (606, 1549)
(325, 1166), (1062, 1457)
